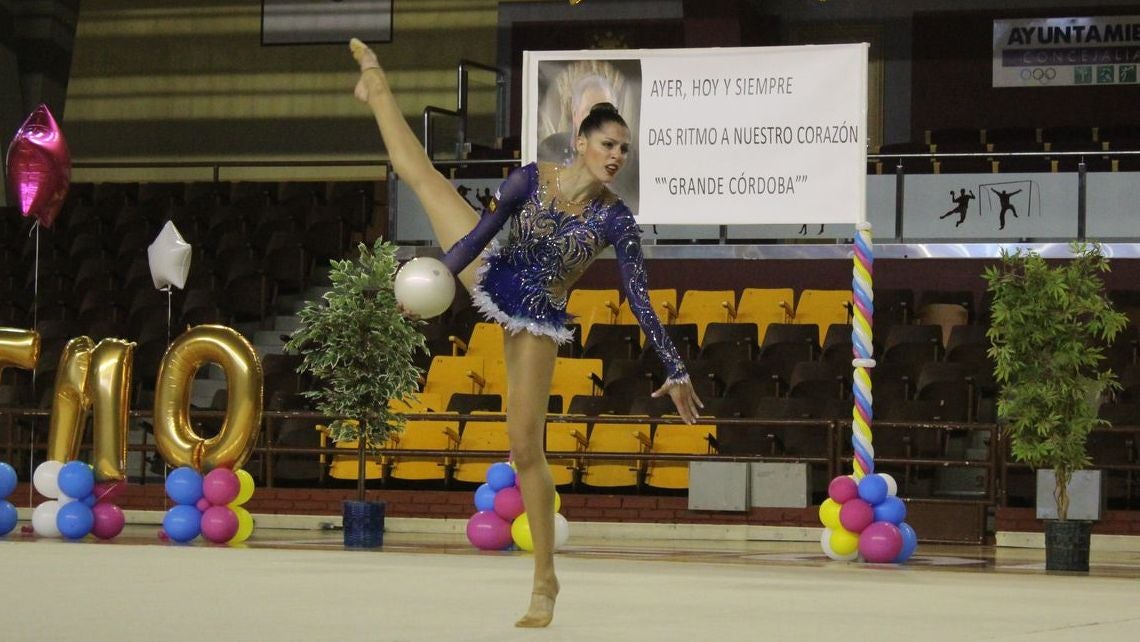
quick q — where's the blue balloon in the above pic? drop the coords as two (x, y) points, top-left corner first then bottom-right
(163, 505), (202, 543)
(872, 495), (907, 524)
(0, 462), (17, 499)
(474, 483), (497, 512)
(82, 494), (97, 508)
(0, 500), (17, 536)
(165, 467), (203, 505)
(857, 474), (888, 505)
(485, 462), (516, 491)
(58, 461), (96, 499)
(57, 501), (95, 539)
(894, 522), (918, 563)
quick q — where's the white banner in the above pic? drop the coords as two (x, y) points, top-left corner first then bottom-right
(993, 15), (1140, 87)
(522, 45), (868, 225)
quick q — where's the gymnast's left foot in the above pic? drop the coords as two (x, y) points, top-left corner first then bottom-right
(515, 576), (559, 628)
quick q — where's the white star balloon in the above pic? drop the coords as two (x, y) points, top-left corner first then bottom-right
(147, 220), (192, 290)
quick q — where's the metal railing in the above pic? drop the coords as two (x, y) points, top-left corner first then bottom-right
(422, 59), (507, 160)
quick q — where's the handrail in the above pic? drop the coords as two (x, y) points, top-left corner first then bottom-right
(423, 59), (506, 160)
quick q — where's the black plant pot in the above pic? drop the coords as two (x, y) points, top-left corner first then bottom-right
(1044, 519), (1091, 572)
(343, 500), (386, 549)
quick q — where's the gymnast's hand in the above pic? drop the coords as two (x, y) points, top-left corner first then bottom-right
(651, 379), (704, 425)
(349, 38), (383, 103)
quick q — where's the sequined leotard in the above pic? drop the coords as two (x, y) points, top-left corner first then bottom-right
(441, 162), (688, 384)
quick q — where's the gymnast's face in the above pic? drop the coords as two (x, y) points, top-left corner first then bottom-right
(576, 122), (631, 184)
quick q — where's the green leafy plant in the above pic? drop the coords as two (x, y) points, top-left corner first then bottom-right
(285, 239), (425, 447)
(984, 242), (1128, 520)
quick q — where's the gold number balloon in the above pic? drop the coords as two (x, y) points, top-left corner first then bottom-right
(46, 337), (135, 481)
(154, 325), (263, 472)
(0, 327), (40, 372)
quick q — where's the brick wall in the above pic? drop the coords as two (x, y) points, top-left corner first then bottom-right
(996, 507), (1140, 536)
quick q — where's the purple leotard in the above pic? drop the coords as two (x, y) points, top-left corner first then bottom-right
(441, 162), (688, 384)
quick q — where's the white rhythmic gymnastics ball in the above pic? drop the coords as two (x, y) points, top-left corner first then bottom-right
(394, 257), (455, 319)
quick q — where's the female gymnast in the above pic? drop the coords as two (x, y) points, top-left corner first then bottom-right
(350, 38), (702, 628)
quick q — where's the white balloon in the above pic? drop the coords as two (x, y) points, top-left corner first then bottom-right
(879, 473), (898, 497)
(57, 493), (76, 505)
(147, 220), (192, 290)
(32, 500), (61, 537)
(32, 460), (64, 499)
(394, 257), (455, 319)
(554, 513), (570, 550)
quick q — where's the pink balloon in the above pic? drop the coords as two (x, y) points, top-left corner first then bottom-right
(492, 486), (525, 522)
(828, 476), (859, 504)
(6, 104), (70, 228)
(839, 498), (874, 533)
(200, 505), (239, 543)
(196, 498), (212, 512)
(859, 521), (904, 563)
(93, 480), (126, 504)
(202, 468), (240, 506)
(91, 503), (125, 540)
(465, 510), (513, 550)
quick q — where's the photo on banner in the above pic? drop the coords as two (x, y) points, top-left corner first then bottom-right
(523, 45), (868, 227)
(536, 59), (643, 212)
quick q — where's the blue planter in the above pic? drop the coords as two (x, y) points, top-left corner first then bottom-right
(343, 500), (385, 549)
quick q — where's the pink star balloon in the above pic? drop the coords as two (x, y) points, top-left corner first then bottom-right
(6, 104), (71, 228)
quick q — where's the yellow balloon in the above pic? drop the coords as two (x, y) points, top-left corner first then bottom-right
(232, 468), (255, 506)
(554, 491), (562, 513)
(154, 325), (263, 471)
(229, 506), (254, 545)
(511, 512), (534, 552)
(829, 526), (860, 556)
(819, 498), (841, 529)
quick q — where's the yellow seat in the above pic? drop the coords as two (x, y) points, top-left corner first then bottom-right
(736, 288), (795, 346)
(792, 289), (852, 344)
(481, 356), (508, 398)
(322, 420), (383, 481)
(387, 415), (460, 481)
(423, 355), (485, 408)
(452, 412), (511, 484)
(550, 357), (602, 402)
(617, 288), (679, 329)
(389, 392), (444, 414)
(676, 290), (737, 345)
(916, 303), (969, 346)
(545, 419), (587, 486)
(580, 416), (649, 488)
(451, 322), (504, 359)
(567, 289), (620, 345)
(644, 422), (718, 490)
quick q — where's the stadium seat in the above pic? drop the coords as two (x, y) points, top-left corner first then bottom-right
(791, 290), (851, 344)
(644, 422), (717, 490)
(676, 290), (736, 345)
(566, 289), (620, 345)
(580, 418), (647, 489)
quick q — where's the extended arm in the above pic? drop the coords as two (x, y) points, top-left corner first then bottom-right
(606, 205), (703, 422)
(440, 164), (533, 275)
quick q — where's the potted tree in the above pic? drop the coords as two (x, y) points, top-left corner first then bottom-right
(984, 242), (1128, 571)
(285, 239), (425, 548)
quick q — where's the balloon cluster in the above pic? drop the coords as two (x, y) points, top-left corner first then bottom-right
(819, 473), (917, 564)
(30, 460), (126, 540)
(465, 462), (569, 552)
(163, 467), (255, 545)
(0, 462), (18, 537)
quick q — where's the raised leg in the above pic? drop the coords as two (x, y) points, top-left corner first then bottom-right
(350, 39), (482, 291)
(503, 330), (560, 627)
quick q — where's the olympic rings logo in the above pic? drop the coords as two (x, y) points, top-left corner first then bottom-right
(1019, 67), (1057, 84)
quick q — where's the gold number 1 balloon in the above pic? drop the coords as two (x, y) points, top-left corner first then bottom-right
(154, 325), (263, 472)
(46, 337), (135, 481)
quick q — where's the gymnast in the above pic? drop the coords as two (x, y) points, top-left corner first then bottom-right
(350, 38), (702, 628)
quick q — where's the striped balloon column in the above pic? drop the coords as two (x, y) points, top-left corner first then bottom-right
(850, 222), (875, 480)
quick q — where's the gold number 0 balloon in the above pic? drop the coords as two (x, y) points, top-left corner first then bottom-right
(154, 325), (263, 472)
(46, 337), (135, 482)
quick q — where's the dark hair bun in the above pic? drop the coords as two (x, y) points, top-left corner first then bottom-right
(588, 102), (620, 116)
